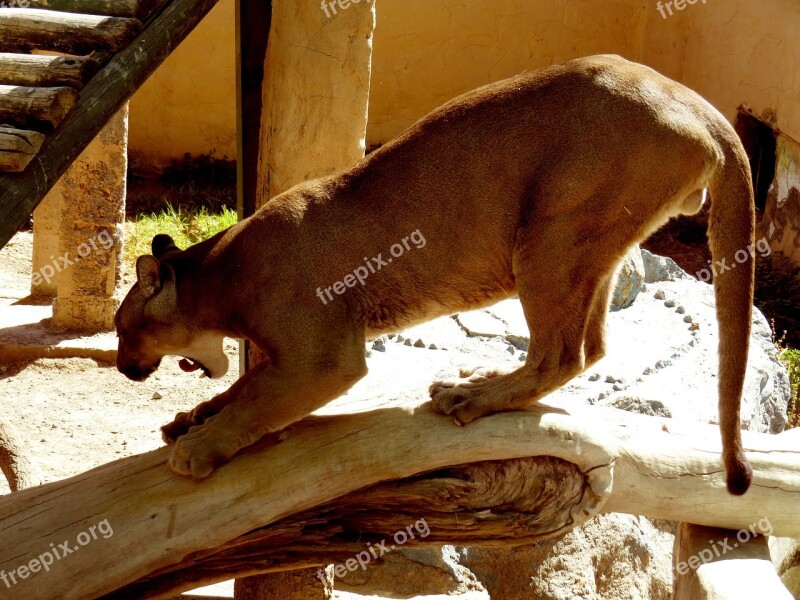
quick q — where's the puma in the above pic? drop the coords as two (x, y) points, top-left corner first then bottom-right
(115, 54), (755, 495)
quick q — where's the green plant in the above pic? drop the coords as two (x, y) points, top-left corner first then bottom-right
(780, 348), (800, 429)
(124, 204), (237, 272)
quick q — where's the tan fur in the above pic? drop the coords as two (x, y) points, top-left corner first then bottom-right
(115, 55), (755, 494)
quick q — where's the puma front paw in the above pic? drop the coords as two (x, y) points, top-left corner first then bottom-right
(161, 411), (196, 444)
(168, 423), (237, 479)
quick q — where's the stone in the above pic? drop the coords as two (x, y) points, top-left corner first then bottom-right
(610, 245), (645, 311)
(458, 515), (675, 599)
(641, 249), (692, 283)
(44, 106), (127, 330)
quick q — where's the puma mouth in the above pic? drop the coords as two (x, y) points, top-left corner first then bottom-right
(179, 357), (211, 378)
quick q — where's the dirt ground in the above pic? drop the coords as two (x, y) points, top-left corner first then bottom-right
(0, 231), (241, 493)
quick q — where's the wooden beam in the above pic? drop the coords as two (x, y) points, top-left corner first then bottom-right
(33, 0), (160, 19)
(0, 8), (142, 54)
(0, 0), (221, 249)
(0, 404), (798, 599)
(0, 126), (44, 172)
(0, 53), (100, 88)
(0, 84), (78, 126)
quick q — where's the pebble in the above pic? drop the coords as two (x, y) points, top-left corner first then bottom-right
(404, 339), (412, 346)
(676, 306), (685, 314)
(612, 383), (624, 391)
(414, 339), (426, 348)
(372, 339), (386, 352)
(654, 290), (666, 300)
(664, 300), (676, 308)
(506, 345), (515, 354)
(429, 343), (438, 350)
(605, 375), (617, 383)
(589, 373), (600, 382)
(643, 366), (655, 375)
(152, 391), (162, 400)
(683, 315), (693, 323)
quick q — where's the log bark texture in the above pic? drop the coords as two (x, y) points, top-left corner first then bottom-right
(0, 403), (797, 599)
(0, 84), (78, 126)
(0, 8), (142, 54)
(0, 53), (100, 88)
(0, 0), (221, 249)
(0, 126), (44, 172)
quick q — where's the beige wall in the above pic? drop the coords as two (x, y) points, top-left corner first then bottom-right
(128, 0), (236, 171)
(643, 0), (800, 137)
(367, 0), (648, 144)
(127, 0), (800, 165)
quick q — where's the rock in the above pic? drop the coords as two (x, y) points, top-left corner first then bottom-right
(457, 515), (675, 599)
(151, 391), (162, 400)
(610, 246), (645, 311)
(641, 248), (692, 283)
(336, 546), (485, 597)
(414, 338), (426, 348)
(612, 396), (673, 418)
(665, 299), (676, 308)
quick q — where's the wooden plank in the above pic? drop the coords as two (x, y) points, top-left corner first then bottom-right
(0, 8), (142, 54)
(0, 52), (100, 88)
(0, 127), (45, 173)
(34, 0), (160, 19)
(0, 0), (221, 249)
(0, 84), (78, 126)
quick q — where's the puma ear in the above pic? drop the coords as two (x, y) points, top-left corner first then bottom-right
(135, 255), (162, 299)
(151, 234), (181, 259)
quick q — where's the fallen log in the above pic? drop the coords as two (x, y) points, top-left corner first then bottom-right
(0, 402), (798, 599)
(0, 84), (78, 126)
(0, 53), (100, 88)
(0, 126), (44, 172)
(0, 8), (142, 54)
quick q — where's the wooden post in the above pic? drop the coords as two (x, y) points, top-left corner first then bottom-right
(0, 127), (44, 172)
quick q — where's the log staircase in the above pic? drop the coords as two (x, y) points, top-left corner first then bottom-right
(0, 0), (220, 250)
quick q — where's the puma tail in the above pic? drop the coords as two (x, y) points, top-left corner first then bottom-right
(708, 136), (756, 495)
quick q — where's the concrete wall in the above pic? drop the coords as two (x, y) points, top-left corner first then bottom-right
(127, 0), (800, 165)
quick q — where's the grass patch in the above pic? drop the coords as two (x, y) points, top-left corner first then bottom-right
(125, 204), (237, 272)
(780, 348), (800, 429)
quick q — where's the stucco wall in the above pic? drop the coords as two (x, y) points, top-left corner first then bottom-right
(642, 0), (800, 138)
(367, 0), (648, 145)
(128, 0), (236, 171)
(127, 0), (800, 165)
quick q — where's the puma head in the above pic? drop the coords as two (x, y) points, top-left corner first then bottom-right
(114, 234), (228, 382)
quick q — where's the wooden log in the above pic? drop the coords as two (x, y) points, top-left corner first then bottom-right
(0, 84), (78, 126)
(0, 420), (42, 491)
(0, 0), (221, 249)
(0, 53), (100, 88)
(0, 126), (44, 172)
(32, 0), (160, 19)
(0, 8), (142, 54)
(0, 403), (798, 599)
(673, 523), (792, 599)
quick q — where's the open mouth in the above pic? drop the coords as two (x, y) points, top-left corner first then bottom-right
(179, 357), (211, 378)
